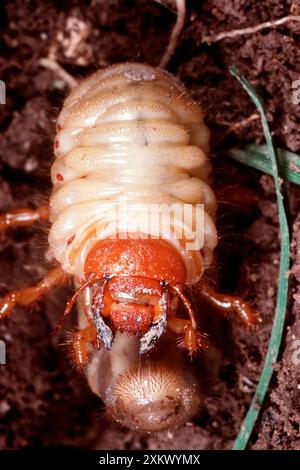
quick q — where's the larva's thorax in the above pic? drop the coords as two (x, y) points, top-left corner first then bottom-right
(48, 63), (217, 284)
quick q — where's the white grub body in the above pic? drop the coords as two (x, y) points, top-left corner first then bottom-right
(48, 62), (217, 284)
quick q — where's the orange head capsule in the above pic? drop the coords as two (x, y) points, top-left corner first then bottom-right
(84, 236), (187, 282)
(82, 236), (192, 353)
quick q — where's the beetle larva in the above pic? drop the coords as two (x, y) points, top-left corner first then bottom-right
(48, 62), (259, 354)
(0, 63), (259, 386)
(48, 62), (221, 354)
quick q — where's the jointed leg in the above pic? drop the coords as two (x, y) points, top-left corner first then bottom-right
(52, 276), (96, 335)
(71, 323), (97, 367)
(168, 317), (208, 355)
(172, 284), (198, 329)
(0, 206), (49, 232)
(170, 284), (208, 355)
(199, 280), (261, 325)
(0, 267), (68, 318)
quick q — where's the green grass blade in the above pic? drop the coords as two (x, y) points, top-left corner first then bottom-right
(229, 68), (290, 450)
(228, 144), (300, 185)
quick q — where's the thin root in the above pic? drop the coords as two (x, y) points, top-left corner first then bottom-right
(39, 57), (78, 89)
(217, 113), (260, 145)
(159, 0), (186, 68)
(202, 15), (300, 44)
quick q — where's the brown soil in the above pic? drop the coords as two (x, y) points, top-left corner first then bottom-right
(0, 0), (300, 450)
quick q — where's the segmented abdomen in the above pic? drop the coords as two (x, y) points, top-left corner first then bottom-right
(48, 63), (217, 283)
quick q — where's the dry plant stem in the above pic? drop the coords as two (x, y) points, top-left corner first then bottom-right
(225, 113), (260, 137)
(217, 113), (260, 145)
(171, 284), (197, 330)
(159, 0), (186, 68)
(202, 15), (300, 44)
(39, 58), (78, 88)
